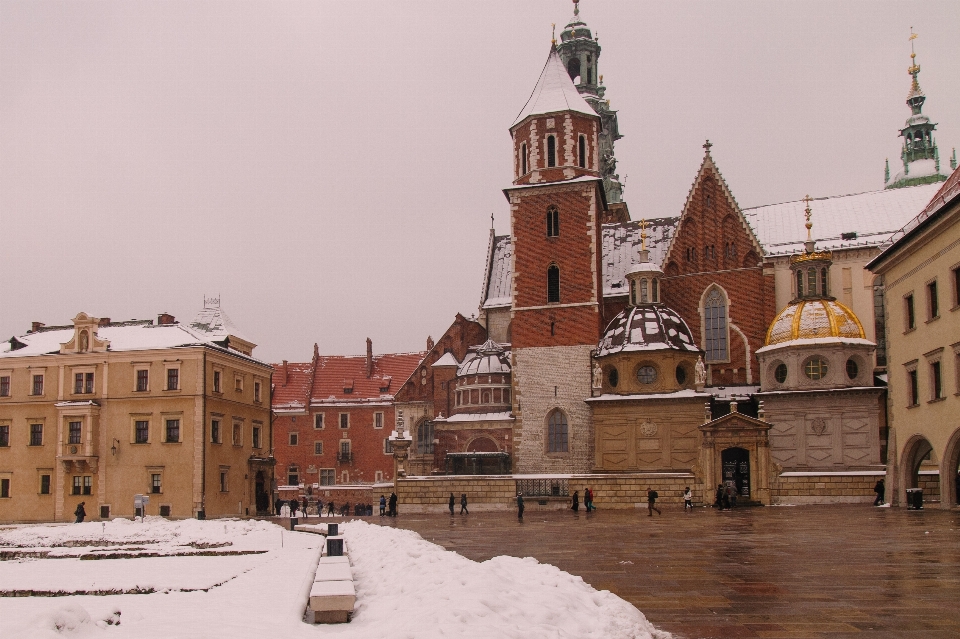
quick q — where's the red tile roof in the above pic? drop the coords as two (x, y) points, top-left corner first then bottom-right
(310, 352), (425, 403)
(271, 361), (314, 410)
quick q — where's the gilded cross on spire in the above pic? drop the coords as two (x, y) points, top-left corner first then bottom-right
(803, 194), (813, 241)
(703, 139), (713, 154)
(908, 27), (920, 76)
(639, 219), (649, 251)
(551, 23), (556, 45)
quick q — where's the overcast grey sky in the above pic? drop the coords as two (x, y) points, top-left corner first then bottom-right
(2, 1), (958, 363)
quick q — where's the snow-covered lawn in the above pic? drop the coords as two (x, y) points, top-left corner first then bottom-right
(0, 517), (668, 639)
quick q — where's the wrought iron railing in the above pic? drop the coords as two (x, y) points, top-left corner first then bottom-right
(516, 478), (568, 498)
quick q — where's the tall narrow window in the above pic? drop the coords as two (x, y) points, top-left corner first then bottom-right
(652, 279), (659, 302)
(820, 268), (828, 297)
(0, 425), (8, 447)
(68, 421), (82, 445)
(520, 143), (527, 175)
(931, 361), (943, 399)
(905, 294), (916, 330)
(166, 368), (179, 391)
(32, 375), (43, 396)
(135, 420), (149, 444)
(704, 288), (729, 362)
(952, 266), (960, 308)
(0, 376), (9, 396)
(547, 135), (556, 168)
(546, 206), (559, 237)
(547, 265), (560, 303)
(136, 369), (149, 392)
(640, 279), (648, 303)
(547, 410), (568, 453)
(807, 268), (817, 296)
(30, 424), (43, 446)
(165, 419), (180, 443)
(908, 369), (919, 406)
(927, 281), (939, 319)
(873, 278), (887, 367)
(416, 420), (434, 454)
(578, 135), (586, 168)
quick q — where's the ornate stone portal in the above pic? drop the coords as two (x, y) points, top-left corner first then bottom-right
(699, 403), (772, 505)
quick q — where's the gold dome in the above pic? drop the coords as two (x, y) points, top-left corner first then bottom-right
(765, 299), (865, 346)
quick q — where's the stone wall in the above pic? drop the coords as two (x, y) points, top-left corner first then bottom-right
(395, 473), (702, 512)
(771, 472), (883, 504)
(513, 345), (595, 473)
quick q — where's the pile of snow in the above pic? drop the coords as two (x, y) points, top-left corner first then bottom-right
(0, 518), (667, 638)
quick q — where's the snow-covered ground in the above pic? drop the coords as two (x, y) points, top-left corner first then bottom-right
(0, 517), (668, 639)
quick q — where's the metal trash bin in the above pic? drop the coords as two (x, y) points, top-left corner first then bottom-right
(906, 488), (923, 510)
(289, 516), (299, 530)
(326, 537), (344, 556)
(327, 523), (339, 537)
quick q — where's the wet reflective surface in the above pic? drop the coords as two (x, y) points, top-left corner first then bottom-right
(378, 504), (960, 638)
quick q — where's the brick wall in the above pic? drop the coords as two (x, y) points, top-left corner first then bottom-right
(511, 113), (599, 186)
(660, 166), (776, 385)
(771, 473), (882, 504)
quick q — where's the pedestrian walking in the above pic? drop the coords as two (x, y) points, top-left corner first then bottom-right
(327, 500), (336, 516)
(714, 484), (725, 509)
(517, 492), (524, 520)
(379, 494), (386, 516)
(722, 485), (732, 509)
(448, 492), (455, 515)
(316, 499), (323, 517)
(571, 490), (579, 512)
(290, 498), (299, 517)
(460, 493), (469, 515)
(646, 487), (661, 516)
(389, 492), (398, 517)
(275, 499), (284, 517)
(873, 478), (885, 506)
(683, 486), (693, 511)
(584, 487), (594, 512)
(74, 501), (86, 523)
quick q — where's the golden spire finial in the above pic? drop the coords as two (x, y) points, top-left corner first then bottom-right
(551, 23), (556, 45)
(908, 27), (920, 75)
(640, 219), (649, 251)
(803, 194), (813, 241)
(573, 0), (580, 18)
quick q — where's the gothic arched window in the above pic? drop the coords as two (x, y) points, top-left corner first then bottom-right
(546, 206), (559, 237)
(547, 135), (556, 168)
(416, 420), (434, 455)
(567, 57), (581, 82)
(547, 410), (568, 453)
(703, 287), (729, 362)
(547, 265), (560, 303)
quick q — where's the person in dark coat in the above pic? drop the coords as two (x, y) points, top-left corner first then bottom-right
(275, 499), (284, 517)
(379, 495), (386, 516)
(327, 500), (336, 516)
(74, 502), (86, 523)
(389, 492), (398, 516)
(584, 487), (594, 512)
(571, 491), (579, 512)
(449, 493), (455, 515)
(874, 479), (885, 506)
(646, 487), (661, 516)
(291, 498), (299, 517)
(517, 492), (524, 520)
(460, 493), (469, 515)
(715, 484), (725, 509)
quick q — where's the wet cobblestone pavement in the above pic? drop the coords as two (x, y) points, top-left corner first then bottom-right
(372, 504), (960, 638)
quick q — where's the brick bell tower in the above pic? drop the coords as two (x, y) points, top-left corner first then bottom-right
(505, 40), (606, 474)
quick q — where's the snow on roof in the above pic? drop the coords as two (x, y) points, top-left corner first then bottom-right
(431, 352), (460, 367)
(585, 389), (710, 402)
(0, 323), (226, 359)
(512, 47), (597, 127)
(880, 164), (960, 250)
(188, 304), (250, 343)
(482, 235), (513, 309)
(706, 385), (760, 399)
(886, 159), (947, 188)
(434, 411), (514, 423)
(742, 183), (941, 256)
(602, 219), (676, 296)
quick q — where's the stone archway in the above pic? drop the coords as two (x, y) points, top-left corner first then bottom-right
(901, 435), (938, 506)
(942, 428), (960, 508)
(467, 436), (498, 453)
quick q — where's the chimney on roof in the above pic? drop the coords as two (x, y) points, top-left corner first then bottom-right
(30, 322), (45, 333)
(157, 313), (176, 325)
(313, 343), (319, 362)
(282, 360), (288, 386)
(366, 338), (373, 378)
(98, 318), (111, 327)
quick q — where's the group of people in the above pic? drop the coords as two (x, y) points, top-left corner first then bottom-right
(569, 487), (597, 513)
(713, 483), (739, 509)
(273, 497), (390, 518)
(379, 493), (398, 517)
